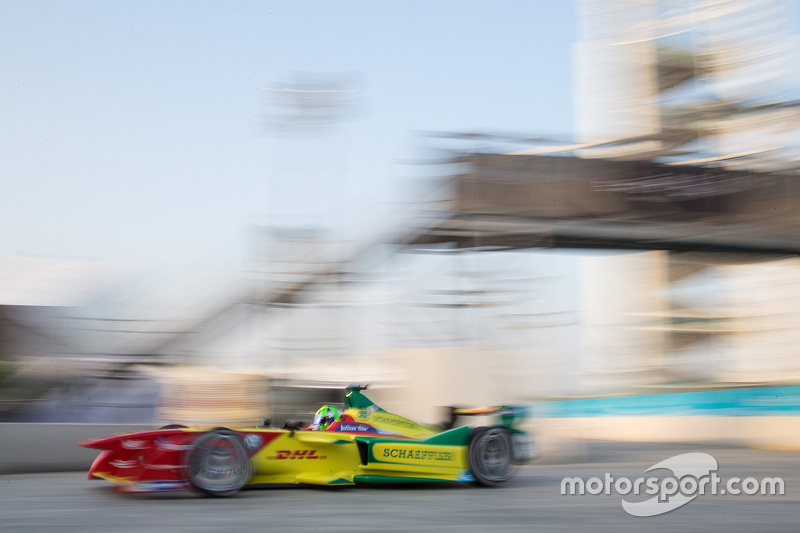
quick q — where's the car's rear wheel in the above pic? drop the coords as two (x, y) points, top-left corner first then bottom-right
(468, 427), (515, 487)
(186, 429), (252, 497)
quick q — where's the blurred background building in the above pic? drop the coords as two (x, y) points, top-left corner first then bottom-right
(3, 0), (800, 445)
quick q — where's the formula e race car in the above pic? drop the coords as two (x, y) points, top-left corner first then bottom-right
(80, 385), (535, 497)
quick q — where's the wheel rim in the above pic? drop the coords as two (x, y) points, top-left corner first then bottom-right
(473, 428), (513, 483)
(189, 434), (250, 494)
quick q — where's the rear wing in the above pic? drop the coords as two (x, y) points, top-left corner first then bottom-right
(445, 405), (528, 429)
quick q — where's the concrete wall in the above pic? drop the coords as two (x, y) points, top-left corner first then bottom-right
(0, 424), (151, 474)
(529, 416), (800, 464)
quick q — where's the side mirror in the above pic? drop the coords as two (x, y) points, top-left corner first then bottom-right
(283, 420), (305, 430)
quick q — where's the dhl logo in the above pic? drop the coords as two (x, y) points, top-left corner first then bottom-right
(268, 449), (326, 460)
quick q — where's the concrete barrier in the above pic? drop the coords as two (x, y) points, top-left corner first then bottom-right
(529, 415), (800, 464)
(0, 423), (152, 474)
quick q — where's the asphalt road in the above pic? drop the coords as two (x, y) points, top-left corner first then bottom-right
(1, 443), (797, 532)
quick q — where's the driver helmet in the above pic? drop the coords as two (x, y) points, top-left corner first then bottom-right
(312, 405), (341, 430)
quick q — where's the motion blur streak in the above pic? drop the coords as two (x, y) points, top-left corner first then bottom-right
(2, 2), (800, 505)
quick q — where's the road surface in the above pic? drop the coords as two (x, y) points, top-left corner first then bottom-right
(1, 443), (797, 532)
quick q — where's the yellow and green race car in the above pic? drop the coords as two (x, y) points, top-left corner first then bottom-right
(80, 385), (535, 497)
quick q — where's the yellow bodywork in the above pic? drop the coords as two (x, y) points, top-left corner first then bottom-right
(249, 431), (362, 485)
(249, 407), (472, 486)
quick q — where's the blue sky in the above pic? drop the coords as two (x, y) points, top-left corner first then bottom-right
(1, 1), (577, 268)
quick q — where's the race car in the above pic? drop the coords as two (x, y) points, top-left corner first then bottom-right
(80, 385), (535, 497)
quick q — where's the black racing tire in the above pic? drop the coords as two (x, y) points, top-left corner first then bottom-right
(158, 424), (188, 430)
(186, 429), (252, 497)
(468, 426), (515, 487)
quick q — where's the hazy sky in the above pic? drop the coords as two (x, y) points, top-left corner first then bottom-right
(1, 1), (576, 268)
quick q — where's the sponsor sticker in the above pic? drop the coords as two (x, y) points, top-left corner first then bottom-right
(121, 439), (149, 450)
(373, 444), (462, 466)
(266, 449), (327, 460)
(154, 437), (193, 451)
(243, 434), (263, 451)
(109, 459), (139, 469)
(336, 423), (376, 433)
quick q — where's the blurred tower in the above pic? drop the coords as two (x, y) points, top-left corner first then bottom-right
(575, 0), (800, 168)
(573, 0), (800, 391)
(579, 251), (670, 393)
(574, 0), (662, 157)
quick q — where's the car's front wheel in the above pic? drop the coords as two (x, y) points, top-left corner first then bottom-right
(158, 424), (188, 430)
(186, 429), (252, 497)
(468, 427), (515, 487)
